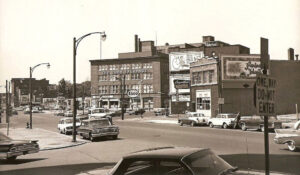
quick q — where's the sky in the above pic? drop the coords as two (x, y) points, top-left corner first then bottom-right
(0, 0), (299, 92)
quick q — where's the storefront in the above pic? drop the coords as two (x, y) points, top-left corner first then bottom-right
(196, 89), (211, 117)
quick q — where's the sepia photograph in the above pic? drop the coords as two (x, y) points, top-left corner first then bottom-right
(0, 0), (299, 174)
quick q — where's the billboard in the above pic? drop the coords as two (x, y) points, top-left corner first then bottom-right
(169, 52), (204, 71)
(169, 74), (190, 95)
(222, 55), (262, 80)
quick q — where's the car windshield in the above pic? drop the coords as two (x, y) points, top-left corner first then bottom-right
(182, 149), (233, 175)
(227, 114), (237, 118)
(64, 119), (73, 123)
(90, 120), (110, 127)
(92, 109), (105, 113)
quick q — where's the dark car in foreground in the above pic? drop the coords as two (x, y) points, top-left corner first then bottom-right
(77, 118), (119, 141)
(274, 121), (300, 152)
(78, 147), (290, 175)
(0, 132), (39, 161)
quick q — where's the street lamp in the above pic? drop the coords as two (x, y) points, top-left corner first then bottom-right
(138, 80), (143, 118)
(116, 75), (125, 120)
(72, 31), (106, 142)
(29, 62), (50, 129)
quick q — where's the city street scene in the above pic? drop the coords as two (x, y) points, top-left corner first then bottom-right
(0, 0), (299, 175)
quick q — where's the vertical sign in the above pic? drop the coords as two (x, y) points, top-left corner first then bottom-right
(260, 38), (270, 71)
(256, 75), (276, 116)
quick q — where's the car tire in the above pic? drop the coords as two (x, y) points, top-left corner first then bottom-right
(222, 123), (228, 129)
(287, 141), (298, 152)
(89, 133), (94, 142)
(260, 126), (265, 132)
(241, 123), (247, 131)
(209, 122), (214, 128)
(179, 121), (183, 126)
(112, 135), (118, 140)
(7, 156), (17, 161)
(63, 129), (66, 134)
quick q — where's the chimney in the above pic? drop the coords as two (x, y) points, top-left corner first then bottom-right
(288, 48), (294, 60)
(296, 54), (299, 61)
(134, 35), (138, 52)
(138, 38), (141, 52)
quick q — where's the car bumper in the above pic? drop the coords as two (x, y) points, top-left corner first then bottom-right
(0, 148), (39, 159)
(92, 132), (119, 138)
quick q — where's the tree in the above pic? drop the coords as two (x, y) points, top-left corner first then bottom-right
(58, 78), (73, 98)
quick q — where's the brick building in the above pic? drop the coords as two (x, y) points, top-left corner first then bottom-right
(11, 78), (49, 107)
(90, 38), (169, 109)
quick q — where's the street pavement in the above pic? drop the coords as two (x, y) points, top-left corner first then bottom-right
(0, 111), (300, 175)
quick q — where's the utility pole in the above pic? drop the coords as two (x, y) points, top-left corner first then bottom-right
(120, 74), (125, 120)
(82, 85), (85, 115)
(29, 67), (33, 129)
(72, 37), (77, 142)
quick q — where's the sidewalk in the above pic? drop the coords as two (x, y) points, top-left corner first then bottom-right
(0, 127), (87, 151)
(116, 115), (179, 125)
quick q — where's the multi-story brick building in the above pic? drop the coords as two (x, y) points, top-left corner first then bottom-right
(90, 39), (169, 109)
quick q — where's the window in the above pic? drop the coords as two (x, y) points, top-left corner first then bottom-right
(143, 73), (153, 80)
(208, 70), (214, 83)
(192, 72), (202, 84)
(109, 65), (118, 70)
(132, 63), (141, 69)
(99, 65), (108, 71)
(110, 85), (119, 94)
(203, 71), (208, 83)
(98, 86), (108, 94)
(131, 73), (141, 80)
(132, 84), (141, 93)
(110, 75), (118, 81)
(143, 85), (153, 93)
(143, 63), (152, 69)
(196, 97), (210, 110)
(125, 74), (130, 80)
(99, 75), (107, 81)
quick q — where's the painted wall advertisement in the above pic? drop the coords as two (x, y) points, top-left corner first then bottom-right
(222, 55), (262, 80)
(169, 51), (204, 71)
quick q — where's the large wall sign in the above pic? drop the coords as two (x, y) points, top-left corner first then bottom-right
(169, 52), (204, 71)
(222, 55), (262, 80)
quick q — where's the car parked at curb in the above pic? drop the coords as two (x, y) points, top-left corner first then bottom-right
(64, 110), (73, 117)
(77, 118), (119, 141)
(57, 117), (81, 134)
(77, 146), (290, 175)
(178, 112), (209, 127)
(154, 108), (169, 116)
(54, 110), (65, 116)
(0, 132), (39, 161)
(239, 115), (282, 132)
(274, 120), (300, 152)
(208, 113), (239, 129)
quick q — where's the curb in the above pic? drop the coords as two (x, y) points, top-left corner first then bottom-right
(40, 141), (87, 151)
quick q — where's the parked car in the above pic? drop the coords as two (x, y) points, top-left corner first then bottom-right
(11, 109), (18, 115)
(78, 146), (289, 175)
(178, 112), (209, 127)
(274, 120), (300, 152)
(88, 108), (109, 119)
(64, 110), (73, 117)
(0, 132), (39, 161)
(54, 110), (65, 116)
(208, 113), (239, 129)
(77, 118), (119, 141)
(57, 117), (81, 134)
(24, 107), (30, 114)
(32, 107), (40, 113)
(13, 107), (23, 111)
(239, 115), (282, 132)
(154, 108), (169, 116)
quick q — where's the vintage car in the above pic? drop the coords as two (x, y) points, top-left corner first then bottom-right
(239, 116), (282, 132)
(154, 108), (169, 116)
(77, 118), (119, 141)
(178, 112), (209, 127)
(57, 117), (81, 134)
(274, 120), (300, 152)
(54, 110), (65, 116)
(208, 113), (239, 129)
(0, 132), (39, 161)
(64, 110), (73, 117)
(88, 108), (109, 119)
(77, 147), (289, 175)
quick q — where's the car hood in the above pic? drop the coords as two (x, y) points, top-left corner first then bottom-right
(275, 129), (299, 137)
(232, 169), (291, 175)
(0, 139), (38, 146)
(89, 113), (107, 117)
(77, 168), (111, 175)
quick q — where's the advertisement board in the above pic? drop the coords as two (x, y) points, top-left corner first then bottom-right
(169, 74), (190, 95)
(169, 52), (204, 71)
(222, 55), (262, 80)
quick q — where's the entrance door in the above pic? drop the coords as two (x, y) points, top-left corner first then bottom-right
(196, 89), (211, 117)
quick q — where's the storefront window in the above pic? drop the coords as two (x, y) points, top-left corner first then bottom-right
(196, 97), (210, 110)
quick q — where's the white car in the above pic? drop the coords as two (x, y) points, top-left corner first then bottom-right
(178, 112), (210, 126)
(208, 113), (238, 129)
(64, 111), (73, 117)
(57, 117), (81, 134)
(88, 108), (109, 119)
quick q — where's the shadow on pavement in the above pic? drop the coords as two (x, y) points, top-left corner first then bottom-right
(220, 153), (300, 175)
(0, 158), (47, 165)
(0, 162), (116, 175)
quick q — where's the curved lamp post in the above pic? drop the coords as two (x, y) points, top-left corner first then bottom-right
(72, 31), (106, 142)
(29, 63), (50, 129)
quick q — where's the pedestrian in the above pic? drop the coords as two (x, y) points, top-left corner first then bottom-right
(234, 112), (241, 129)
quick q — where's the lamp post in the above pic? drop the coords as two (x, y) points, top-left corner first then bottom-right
(138, 80), (143, 118)
(72, 31), (106, 142)
(29, 63), (50, 129)
(117, 75), (125, 120)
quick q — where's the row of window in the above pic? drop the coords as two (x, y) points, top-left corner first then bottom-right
(99, 73), (153, 82)
(99, 63), (153, 71)
(191, 70), (214, 85)
(98, 84), (154, 94)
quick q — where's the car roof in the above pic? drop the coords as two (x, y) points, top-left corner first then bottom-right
(82, 118), (109, 122)
(123, 147), (207, 160)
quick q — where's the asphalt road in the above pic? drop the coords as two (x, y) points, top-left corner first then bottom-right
(1, 112), (300, 175)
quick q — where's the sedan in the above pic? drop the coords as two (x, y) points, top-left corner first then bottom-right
(77, 147), (289, 175)
(0, 132), (39, 161)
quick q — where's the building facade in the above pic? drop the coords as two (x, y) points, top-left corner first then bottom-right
(90, 40), (169, 110)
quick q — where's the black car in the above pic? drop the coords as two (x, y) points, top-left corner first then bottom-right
(78, 147), (289, 175)
(0, 133), (39, 161)
(134, 108), (145, 115)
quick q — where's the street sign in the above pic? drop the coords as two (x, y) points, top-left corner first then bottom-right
(127, 89), (139, 98)
(260, 38), (270, 70)
(256, 74), (276, 116)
